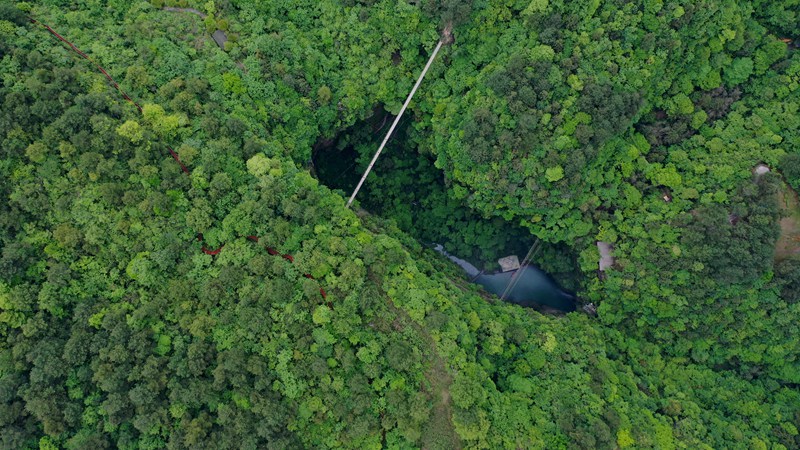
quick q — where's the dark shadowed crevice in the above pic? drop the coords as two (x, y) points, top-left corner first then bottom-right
(312, 105), (586, 295)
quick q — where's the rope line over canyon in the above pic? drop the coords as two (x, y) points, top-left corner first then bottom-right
(346, 37), (446, 208)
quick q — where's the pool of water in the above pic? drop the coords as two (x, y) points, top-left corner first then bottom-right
(434, 244), (576, 312)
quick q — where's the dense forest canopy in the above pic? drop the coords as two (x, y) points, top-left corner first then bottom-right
(1, 0), (799, 449)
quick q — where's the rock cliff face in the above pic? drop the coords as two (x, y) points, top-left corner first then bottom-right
(597, 241), (614, 272)
(497, 255), (520, 272)
(211, 29), (227, 49)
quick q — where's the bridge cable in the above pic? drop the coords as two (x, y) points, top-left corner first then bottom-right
(346, 39), (444, 207)
(499, 239), (540, 302)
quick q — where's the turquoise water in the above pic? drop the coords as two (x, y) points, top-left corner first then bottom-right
(434, 245), (576, 312)
(474, 267), (576, 312)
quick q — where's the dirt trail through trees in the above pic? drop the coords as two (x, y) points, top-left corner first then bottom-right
(369, 272), (461, 449)
(162, 6), (207, 18)
(775, 182), (800, 260)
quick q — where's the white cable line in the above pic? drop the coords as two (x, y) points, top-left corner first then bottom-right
(346, 39), (444, 208)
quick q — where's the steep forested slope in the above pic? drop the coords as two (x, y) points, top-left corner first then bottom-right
(410, 0), (800, 381)
(1, 1), (799, 449)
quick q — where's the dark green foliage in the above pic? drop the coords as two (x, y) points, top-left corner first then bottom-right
(681, 174), (781, 285)
(775, 258), (800, 304)
(315, 118), (558, 270)
(1, 0), (799, 449)
(781, 153), (800, 191)
(576, 81), (642, 146)
(421, 0), (474, 26)
(750, 0), (800, 38)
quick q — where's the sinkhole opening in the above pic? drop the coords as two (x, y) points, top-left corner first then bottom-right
(312, 106), (584, 311)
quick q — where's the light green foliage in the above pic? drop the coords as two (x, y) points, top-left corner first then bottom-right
(317, 85), (332, 104)
(312, 305), (331, 324)
(754, 40), (787, 74)
(38, 436), (58, 450)
(617, 429), (635, 448)
(691, 110), (708, 129)
(24, 142), (47, 163)
(522, 0), (548, 16)
(653, 164), (683, 189)
(141, 103), (186, 138)
(698, 68), (722, 90)
(126, 252), (152, 282)
(671, 93), (695, 115)
(567, 73), (583, 91)
(725, 57), (754, 86)
(116, 120), (143, 143)
(125, 65), (150, 89)
(203, 14), (216, 33)
(155, 334), (171, 355)
(0, 282), (25, 328)
(246, 152), (281, 177)
(450, 374), (486, 409)
(0, 19), (15, 39)
(529, 44), (555, 62)
(545, 165), (564, 182)
(222, 72), (245, 95)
